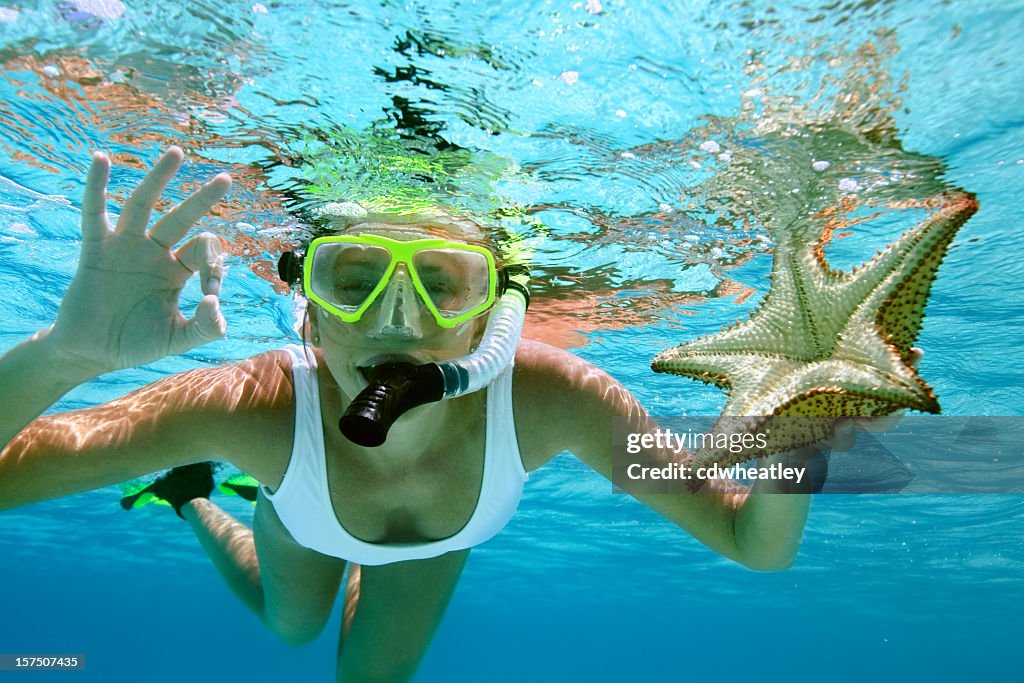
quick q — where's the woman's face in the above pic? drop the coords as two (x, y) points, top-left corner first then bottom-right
(309, 224), (489, 399)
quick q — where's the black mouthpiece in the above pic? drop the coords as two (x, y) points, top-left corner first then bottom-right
(339, 362), (445, 447)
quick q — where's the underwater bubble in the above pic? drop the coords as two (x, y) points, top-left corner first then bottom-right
(74, 0), (126, 20)
(559, 71), (580, 85)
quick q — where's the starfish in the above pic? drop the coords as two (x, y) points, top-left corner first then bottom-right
(652, 190), (978, 471)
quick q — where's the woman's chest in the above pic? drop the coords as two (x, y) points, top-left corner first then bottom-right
(326, 445), (486, 544)
(321, 411), (488, 544)
(328, 458), (483, 543)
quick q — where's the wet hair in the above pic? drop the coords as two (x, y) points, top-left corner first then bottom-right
(300, 202), (506, 267)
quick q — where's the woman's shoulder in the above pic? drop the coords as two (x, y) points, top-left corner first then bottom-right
(514, 338), (587, 373)
(174, 348), (296, 480)
(183, 348), (296, 407)
(230, 347), (295, 387)
(512, 338), (642, 418)
(511, 339), (619, 468)
(513, 338), (607, 391)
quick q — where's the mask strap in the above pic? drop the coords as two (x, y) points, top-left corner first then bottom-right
(279, 251), (303, 289)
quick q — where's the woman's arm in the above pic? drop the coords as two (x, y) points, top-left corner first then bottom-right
(0, 351), (293, 511)
(513, 340), (811, 571)
(0, 148), (284, 510)
(0, 328), (98, 450)
(1, 148), (229, 441)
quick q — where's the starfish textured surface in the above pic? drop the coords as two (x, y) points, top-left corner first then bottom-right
(652, 191), (978, 467)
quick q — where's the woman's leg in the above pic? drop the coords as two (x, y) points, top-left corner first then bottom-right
(181, 492), (346, 646)
(336, 549), (469, 682)
(252, 490), (347, 645)
(181, 497), (265, 615)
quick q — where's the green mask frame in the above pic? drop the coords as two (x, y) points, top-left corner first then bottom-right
(302, 234), (502, 328)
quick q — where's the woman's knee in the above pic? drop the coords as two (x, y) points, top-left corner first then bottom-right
(265, 614), (328, 647)
(336, 653), (419, 683)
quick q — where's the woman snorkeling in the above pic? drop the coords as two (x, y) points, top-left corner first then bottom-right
(1, 147), (824, 682)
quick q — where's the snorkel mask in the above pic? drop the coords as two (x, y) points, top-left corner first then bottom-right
(279, 224), (529, 447)
(302, 233), (510, 335)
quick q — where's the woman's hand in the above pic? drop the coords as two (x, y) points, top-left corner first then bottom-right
(47, 147), (232, 376)
(827, 347), (925, 451)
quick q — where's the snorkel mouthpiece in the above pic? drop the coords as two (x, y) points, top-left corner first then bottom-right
(340, 363), (445, 447)
(338, 285), (529, 447)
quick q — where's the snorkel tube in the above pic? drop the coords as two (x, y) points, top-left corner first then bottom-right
(339, 281), (528, 447)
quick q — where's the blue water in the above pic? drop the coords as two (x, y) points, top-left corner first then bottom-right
(2, 0), (1023, 680)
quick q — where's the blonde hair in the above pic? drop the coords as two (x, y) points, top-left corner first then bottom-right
(305, 202), (506, 266)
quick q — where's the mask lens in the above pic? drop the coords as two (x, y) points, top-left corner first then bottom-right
(309, 242), (391, 311)
(412, 248), (493, 319)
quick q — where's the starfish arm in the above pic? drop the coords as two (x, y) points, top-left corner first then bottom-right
(693, 372), (933, 474)
(832, 191), (977, 356)
(722, 357), (933, 417)
(655, 248), (826, 359)
(651, 349), (793, 395)
(874, 192), (977, 355)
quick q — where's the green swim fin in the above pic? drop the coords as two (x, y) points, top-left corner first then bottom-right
(119, 462), (215, 518)
(119, 480), (170, 510)
(218, 474), (260, 503)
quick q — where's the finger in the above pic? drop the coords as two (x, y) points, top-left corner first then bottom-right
(173, 232), (224, 295)
(828, 418), (856, 451)
(148, 172), (231, 249)
(116, 146), (185, 235)
(178, 294), (227, 350)
(909, 347), (923, 370)
(855, 411), (905, 433)
(81, 152), (111, 241)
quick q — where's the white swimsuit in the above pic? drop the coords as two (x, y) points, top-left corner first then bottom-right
(262, 345), (528, 565)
